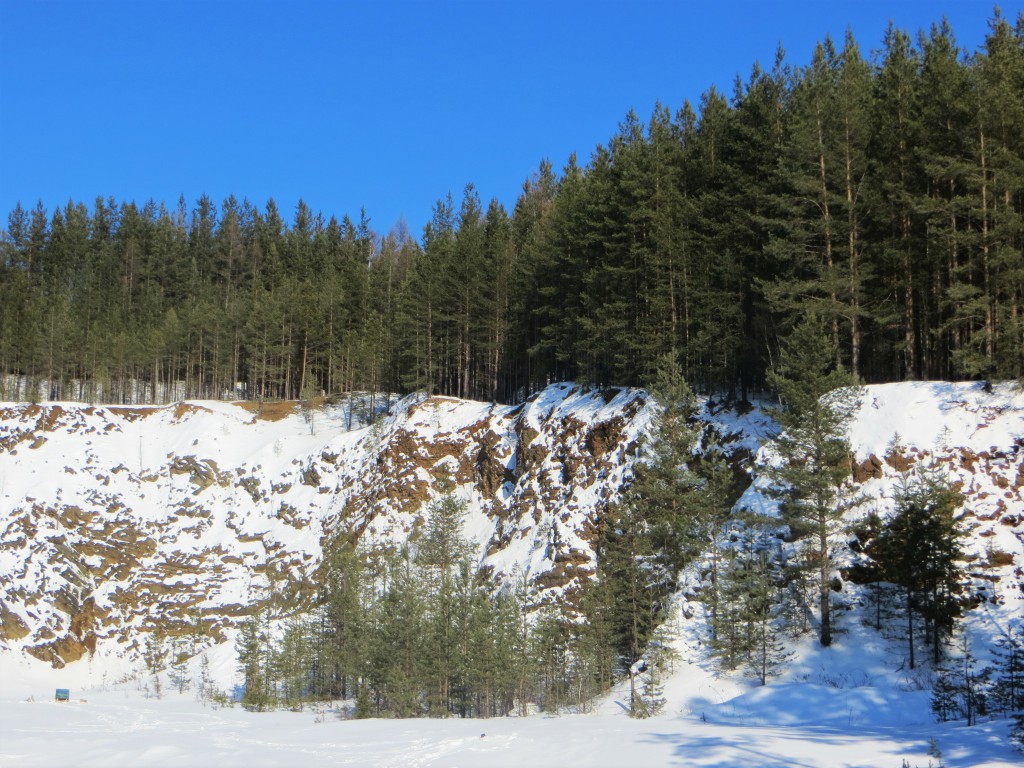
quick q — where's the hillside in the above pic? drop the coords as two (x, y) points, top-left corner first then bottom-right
(0, 384), (657, 670)
(0, 380), (1020, 676)
(1, 380), (1023, 765)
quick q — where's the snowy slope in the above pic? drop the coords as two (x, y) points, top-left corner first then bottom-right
(1, 381), (1023, 766)
(846, 382), (1024, 643)
(0, 385), (652, 672)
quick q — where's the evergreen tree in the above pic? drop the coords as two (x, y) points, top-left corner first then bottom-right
(276, 614), (314, 710)
(932, 632), (989, 725)
(867, 23), (925, 380)
(870, 469), (964, 667)
(369, 547), (427, 716)
(236, 609), (274, 711)
(766, 313), (862, 647)
(989, 625), (1024, 716)
(710, 529), (790, 683)
(318, 540), (368, 700)
(592, 354), (700, 669)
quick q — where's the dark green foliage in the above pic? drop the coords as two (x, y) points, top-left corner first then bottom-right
(629, 624), (678, 718)
(711, 533), (791, 684)
(590, 354), (714, 666)
(236, 609), (274, 711)
(765, 314), (862, 647)
(1013, 715), (1024, 754)
(246, 494), (615, 718)
(589, 354), (747, 708)
(932, 633), (989, 726)
(3, 11), (1022, 404)
(869, 470), (965, 668)
(990, 625), (1024, 716)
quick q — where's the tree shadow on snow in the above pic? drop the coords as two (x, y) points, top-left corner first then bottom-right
(638, 724), (965, 768)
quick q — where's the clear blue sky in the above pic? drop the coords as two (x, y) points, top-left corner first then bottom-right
(0, 0), (1018, 240)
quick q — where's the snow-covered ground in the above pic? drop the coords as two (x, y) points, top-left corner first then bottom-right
(1, 645), (1018, 768)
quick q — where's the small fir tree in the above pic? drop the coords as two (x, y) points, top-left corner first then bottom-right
(932, 633), (989, 726)
(990, 625), (1024, 716)
(871, 469), (964, 668)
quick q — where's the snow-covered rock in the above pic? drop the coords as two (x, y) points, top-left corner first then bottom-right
(0, 384), (653, 669)
(0, 380), (1021, 685)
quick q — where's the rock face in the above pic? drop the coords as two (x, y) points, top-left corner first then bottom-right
(0, 384), (654, 667)
(1, 380), (1022, 672)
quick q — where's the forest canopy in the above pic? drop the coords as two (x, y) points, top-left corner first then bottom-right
(1, 12), (1022, 405)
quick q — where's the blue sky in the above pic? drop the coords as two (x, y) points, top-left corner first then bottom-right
(0, 0), (1018, 239)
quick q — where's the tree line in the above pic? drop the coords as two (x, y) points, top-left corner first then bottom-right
(2, 12), (1022, 405)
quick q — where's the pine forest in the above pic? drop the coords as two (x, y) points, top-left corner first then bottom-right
(2, 15), (1023, 406)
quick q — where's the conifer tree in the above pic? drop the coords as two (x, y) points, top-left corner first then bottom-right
(370, 546), (427, 716)
(594, 353), (702, 669)
(766, 313), (862, 647)
(319, 540), (368, 700)
(932, 633), (989, 725)
(990, 625), (1024, 716)
(870, 469), (964, 667)
(416, 493), (475, 715)
(236, 609), (274, 710)
(710, 530), (790, 683)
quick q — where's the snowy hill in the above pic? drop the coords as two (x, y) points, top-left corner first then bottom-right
(1, 380), (1023, 766)
(847, 382), (1024, 624)
(1, 381), (1022, 675)
(0, 384), (654, 671)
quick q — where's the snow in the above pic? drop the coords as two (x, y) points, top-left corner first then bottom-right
(1, 381), (1023, 765)
(1, 666), (1018, 767)
(847, 381), (1024, 457)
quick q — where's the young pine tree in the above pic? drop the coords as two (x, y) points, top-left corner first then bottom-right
(871, 469), (964, 668)
(600, 352), (729, 665)
(236, 609), (274, 711)
(932, 633), (990, 726)
(766, 313), (863, 647)
(711, 532), (790, 684)
(990, 625), (1024, 717)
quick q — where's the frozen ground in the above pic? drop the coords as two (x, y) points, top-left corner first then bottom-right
(0, 684), (1017, 767)
(1, 627), (1019, 768)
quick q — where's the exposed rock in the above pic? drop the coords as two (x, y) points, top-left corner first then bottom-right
(0, 601), (29, 640)
(1, 381), (1021, 678)
(885, 449), (914, 472)
(853, 453), (884, 482)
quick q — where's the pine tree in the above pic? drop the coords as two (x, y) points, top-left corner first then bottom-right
(990, 625), (1024, 716)
(236, 609), (274, 711)
(626, 353), (705, 586)
(971, 9), (1024, 380)
(629, 623), (678, 718)
(710, 530), (790, 683)
(870, 469), (964, 668)
(168, 635), (191, 694)
(319, 539), (369, 700)
(276, 614), (313, 710)
(369, 547), (427, 717)
(766, 313), (862, 647)
(868, 23), (925, 380)
(735, 541), (790, 685)
(932, 633), (989, 725)
(529, 605), (572, 713)
(592, 354), (701, 671)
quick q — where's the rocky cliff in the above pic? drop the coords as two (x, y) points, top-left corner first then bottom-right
(0, 384), (656, 668)
(1, 380), (1021, 673)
